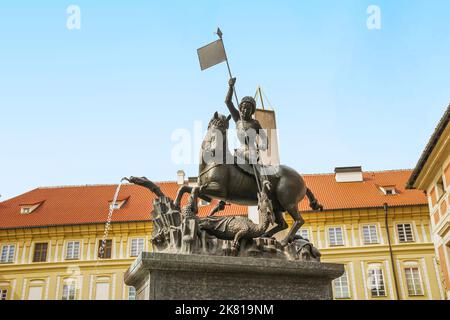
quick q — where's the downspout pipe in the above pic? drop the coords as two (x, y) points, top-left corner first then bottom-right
(384, 202), (401, 300)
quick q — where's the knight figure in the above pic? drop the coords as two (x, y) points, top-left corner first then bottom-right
(225, 77), (271, 191)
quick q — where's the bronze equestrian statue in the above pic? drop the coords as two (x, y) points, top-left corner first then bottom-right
(174, 110), (323, 247)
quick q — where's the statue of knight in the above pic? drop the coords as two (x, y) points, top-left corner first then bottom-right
(209, 77), (272, 216)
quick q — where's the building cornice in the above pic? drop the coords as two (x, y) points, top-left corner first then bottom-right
(407, 104), (450, 189)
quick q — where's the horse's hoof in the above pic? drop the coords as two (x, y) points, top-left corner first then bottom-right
(310, 200), (324, 211)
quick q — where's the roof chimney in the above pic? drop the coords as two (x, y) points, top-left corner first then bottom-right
(334, 166), (363, 183)
(177, 170), (186, 185)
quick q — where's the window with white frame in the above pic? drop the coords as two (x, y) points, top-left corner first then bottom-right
(109, 200), (126, 210)
(328, 227), (344, 246)
(296, 228), (310, 240)
(368, 267), (386, 297)
(128, 286), (136, 300)
(130, 238), (145, 257)
(404, 267), (424, 296)
(380, 186), (397, 195)
(27, 281), (44, 300)
(62, 283), (76, 300)
(333, 271), (350, 299)
(94, 281), (110, 300)
(362, 225), (379, 244)
(436, 177), (445, 199)
(0, 289), (7, 300)
(65, 241), (80, 260)
(397, 223), (414, 243)
(110, 203), (120, 210)
(0, 244), (15, 263)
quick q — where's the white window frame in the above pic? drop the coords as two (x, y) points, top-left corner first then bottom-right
(65, 241), (81, 260)
(21, 207), (31, 214)
(62, 282), (77, 300)
(368, 266), (387, 297)
(436, 176), (445, 200)
(130, 238), (145, 257)
(333, 270), (350, 299)
(128, 286), (136, 300)
(93, 276), (111, 300)
(404, 267), (424, 296)
(110, 203), (120, 210)
(109, 200), (126, 210)
(1, 244), (16, 263)
(362, 225), (379, 245)
(296, 228), (310, 240)
(0, 288), (7, 300)
(328, 227), (344, 246)
(26, 279), (46, 300)
(198, 199), (210, 207)
(396, 223), (415, 243)
(96, 239), (113, 259)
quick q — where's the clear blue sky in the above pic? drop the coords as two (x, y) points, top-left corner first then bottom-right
(1, 0), (449, 200)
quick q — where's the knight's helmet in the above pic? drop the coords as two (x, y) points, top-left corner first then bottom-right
(239, 96), (256, 115)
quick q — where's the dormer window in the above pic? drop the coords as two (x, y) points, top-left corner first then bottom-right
(19, 202), (43, 215)
(110, 203), (120, 210)
(380, 185), (397, 195)
(198, 199), (210, 207)
(108, 198), (128, 210)
(334, 166), (363, 183)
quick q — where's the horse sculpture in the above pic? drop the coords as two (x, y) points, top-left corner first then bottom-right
(174, 112), (323, 246)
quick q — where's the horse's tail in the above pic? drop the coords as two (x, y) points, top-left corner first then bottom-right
(306, 188), (323, 211)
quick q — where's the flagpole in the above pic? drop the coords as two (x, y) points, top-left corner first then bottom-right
(216, 28), (240, 108)
(215, 28), (263, 193)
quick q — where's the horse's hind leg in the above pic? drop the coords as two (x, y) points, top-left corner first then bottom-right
(281, 205), (305, 247)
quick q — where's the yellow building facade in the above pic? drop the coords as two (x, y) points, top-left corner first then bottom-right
(0, 169), (446, 300)
(0, 222), (152, 300)
(288, 204), (444, 300)
(407, 104), (450, 299)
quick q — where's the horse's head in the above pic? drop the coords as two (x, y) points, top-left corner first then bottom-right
(208, 112), (231, 133)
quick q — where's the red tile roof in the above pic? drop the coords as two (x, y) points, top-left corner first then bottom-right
(0, 170), (427, 229)
(0, 183), (247, 229)
(299, 169), (427, 211)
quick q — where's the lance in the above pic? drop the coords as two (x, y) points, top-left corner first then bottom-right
(214, 28), (240, 109)
(197, 28), (263, 193)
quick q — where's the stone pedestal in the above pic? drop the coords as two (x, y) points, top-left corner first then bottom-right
(124, 252), (344, 300)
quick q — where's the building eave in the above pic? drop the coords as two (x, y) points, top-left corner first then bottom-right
(406, 104), (450, 189)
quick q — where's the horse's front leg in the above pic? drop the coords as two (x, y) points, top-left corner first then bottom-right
(208, 201), (227, 216)
(174, 185), (214, 209)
